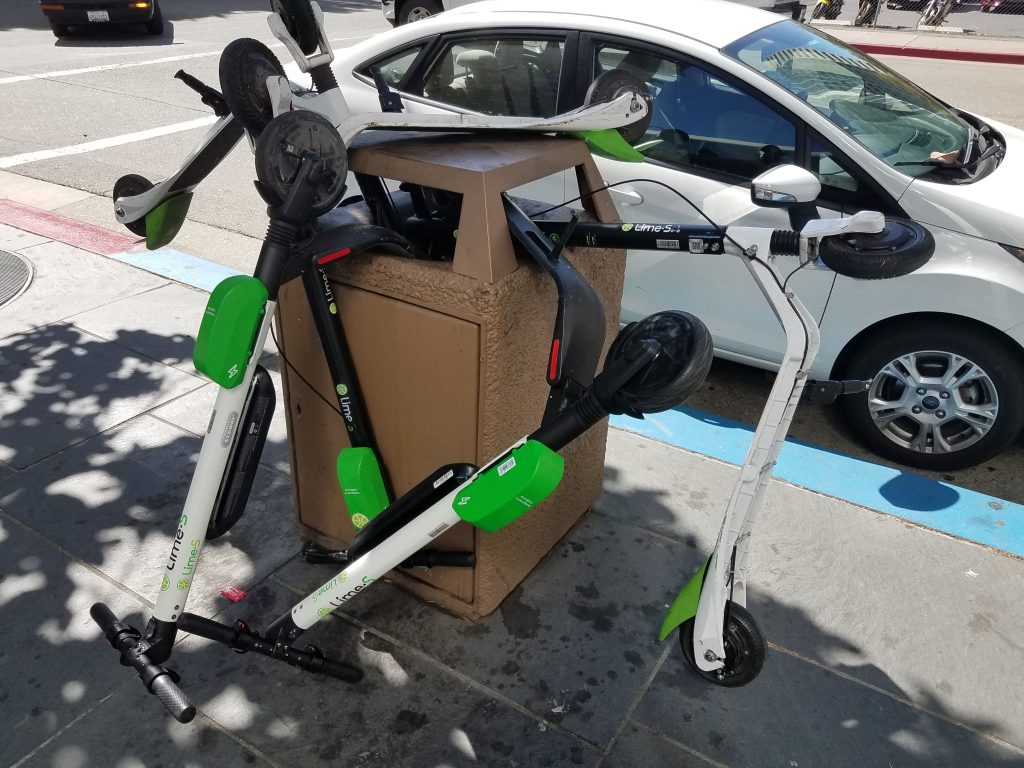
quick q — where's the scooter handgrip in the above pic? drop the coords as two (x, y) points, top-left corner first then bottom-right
(149, 672), (196, 723)
(319, 656), (364, 683)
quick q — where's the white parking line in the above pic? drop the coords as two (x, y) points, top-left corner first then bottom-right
(0, 116), (217, 169)
(0, 36), (370, 86)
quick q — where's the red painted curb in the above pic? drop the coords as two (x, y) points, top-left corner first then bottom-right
(0, 198), (140, 256)
(853, 42), (1024, 65)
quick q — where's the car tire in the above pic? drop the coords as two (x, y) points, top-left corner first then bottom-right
(397, 0), (442, 24)
(50, 21), (70, 37)
(146, 1), (164, 35)
(839, 321), (1024, 470)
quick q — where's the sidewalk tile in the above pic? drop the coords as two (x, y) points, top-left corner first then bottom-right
(600, 430), (1024, 749)
(175, 580), (601, 768)
(67, 282), (207, 374)
(602, 723), (713, 767)
(0, 170), (95, 211)
(0, 239), (166, 339)
(16, 692), (275, 768)
(0, 323), (204, 469)
(274, 513), (704, 748)
(0, 222), (48, 251)
(632, 641), (1022, 767)
(0, 517), (150, 767)
(0, 415), (300, 617)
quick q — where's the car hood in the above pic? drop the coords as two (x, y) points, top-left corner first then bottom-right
(898, 118), (1024, 248)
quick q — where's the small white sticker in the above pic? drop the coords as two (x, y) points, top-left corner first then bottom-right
(688, 238), (705, 253)
(433, 469), (455, 488)
(657, 239), (680, 250)
(497, 457), (516, 476)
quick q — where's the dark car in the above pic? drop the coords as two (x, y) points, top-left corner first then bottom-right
(39, 0), (164, 37)
(981, 0), (1024, 11)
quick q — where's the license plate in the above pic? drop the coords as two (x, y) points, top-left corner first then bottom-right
(87, 10), (110, 21)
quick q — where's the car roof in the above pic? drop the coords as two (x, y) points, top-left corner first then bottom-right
(446, 0), (778, 49)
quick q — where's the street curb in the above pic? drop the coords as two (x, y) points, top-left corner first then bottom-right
(852, 42), (1024, 65)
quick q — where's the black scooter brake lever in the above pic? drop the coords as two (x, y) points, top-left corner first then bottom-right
(175, 70), (230, 118)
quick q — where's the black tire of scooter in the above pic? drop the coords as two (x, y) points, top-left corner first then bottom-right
(817, 217), (934, 280)
(112, 174), (154, 238)
(679, 602), (766, 688)
(219, 39), (287, 137)
(270, 0), (319, 55)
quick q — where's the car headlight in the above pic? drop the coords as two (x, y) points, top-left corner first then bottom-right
(1001, 244), (1024, 263)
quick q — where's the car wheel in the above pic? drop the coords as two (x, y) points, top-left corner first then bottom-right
(50, 21), (70, 37)
(146, 1), (164, 35)
(840, 321), (1024, 470)
(398, 0), (442, 24)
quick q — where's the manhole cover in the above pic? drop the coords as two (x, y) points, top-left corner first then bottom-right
(0, 249), (34, 309)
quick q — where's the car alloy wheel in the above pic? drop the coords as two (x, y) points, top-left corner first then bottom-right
(867, 350), (997, 455)
(841, 322), (1024, 470)
(398, 0), (442, 23)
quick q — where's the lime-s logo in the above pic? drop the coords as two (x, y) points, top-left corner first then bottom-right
(318, 607), (331, 617)
(336, 384), (348, 396)
(621, 224), (634, 232)
(177, 579), (190, 591)
(352, 513), (369, 529)
(161, 575), (169, 592)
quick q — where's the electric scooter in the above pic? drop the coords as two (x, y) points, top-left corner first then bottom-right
(91, 109), (714, 723)
(111, 0), (648, 252)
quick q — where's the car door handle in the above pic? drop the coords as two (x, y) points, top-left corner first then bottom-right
(608, 184), (644, 205)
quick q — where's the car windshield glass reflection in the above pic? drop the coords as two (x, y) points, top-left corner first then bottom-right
(724, 21), (971, 179)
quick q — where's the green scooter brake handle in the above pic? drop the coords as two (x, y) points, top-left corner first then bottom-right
(658, 558), (709, 641)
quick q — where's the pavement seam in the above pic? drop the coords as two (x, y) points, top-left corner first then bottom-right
(608, 426), (1024, 563)
(592, 640), (721, 768)
(767, 642), (1024, 757)
(267, 572), (608, 757)
(7, 680), (131, 768)
(618, 718), (730, 768)
(0, 507), (155, 610)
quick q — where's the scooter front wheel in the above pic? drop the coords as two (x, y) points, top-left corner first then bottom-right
(679, 602), (766, 687)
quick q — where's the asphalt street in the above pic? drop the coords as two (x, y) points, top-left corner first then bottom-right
(1, 0), (1023, 502)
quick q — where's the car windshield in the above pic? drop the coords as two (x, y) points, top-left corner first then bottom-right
(723, 22), (971, 179)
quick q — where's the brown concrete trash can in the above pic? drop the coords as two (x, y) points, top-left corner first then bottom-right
(275, 132), (626, 619)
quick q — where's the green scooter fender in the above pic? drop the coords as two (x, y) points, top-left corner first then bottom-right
(658, 558), (709, 641)
(573, 129), (645, 163)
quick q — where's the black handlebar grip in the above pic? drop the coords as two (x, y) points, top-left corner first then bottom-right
(320, 656), (364, 683)
(90, 601), (118, 631)
(149, 672), (196, 724)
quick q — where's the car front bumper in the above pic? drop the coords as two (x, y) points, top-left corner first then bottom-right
(40, 2), (155, 24)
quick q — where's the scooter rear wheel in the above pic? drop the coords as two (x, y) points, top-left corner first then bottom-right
(112, 174), (154, 238)
(679, 602), (766, 688)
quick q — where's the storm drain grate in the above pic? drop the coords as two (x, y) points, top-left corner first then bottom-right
(0, 249), (34, 310)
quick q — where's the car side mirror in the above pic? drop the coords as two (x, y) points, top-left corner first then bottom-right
(750, 165), (821, 208)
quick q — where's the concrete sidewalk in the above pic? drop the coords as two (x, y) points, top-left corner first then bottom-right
(1, 181), (1024, 766)
(820, 22), (1024, 64)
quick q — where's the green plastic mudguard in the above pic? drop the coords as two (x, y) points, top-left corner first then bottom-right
(658, 558), (709, 641)
(453, 440), (564, 533)
(194, 275), (267, 389)
(337, 447), (389, 529)
(145, 192), (193, 250)
(574, 129), (645, 163)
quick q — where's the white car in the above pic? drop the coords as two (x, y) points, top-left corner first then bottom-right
(336, 0), (1024, 470)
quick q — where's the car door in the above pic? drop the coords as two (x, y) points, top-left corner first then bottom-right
(356, 31), (575, 204)
(574, 36), (838, 368)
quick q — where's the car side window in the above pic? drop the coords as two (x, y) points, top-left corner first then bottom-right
(593, 43), (797, 182)
(417, 36), (565, 117)
(809, 134), (886, 212)
(360, 46), (425, 87)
